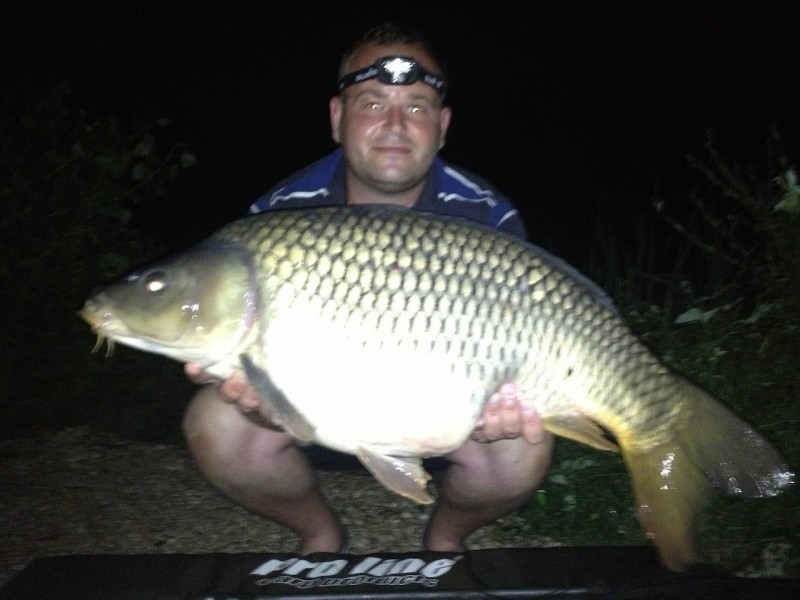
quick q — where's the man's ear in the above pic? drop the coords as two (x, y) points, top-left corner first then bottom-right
(439, 106), (452, 149)
(330, 96), (343, 143)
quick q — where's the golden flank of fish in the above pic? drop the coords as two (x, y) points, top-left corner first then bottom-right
(81, 205), (793, 570)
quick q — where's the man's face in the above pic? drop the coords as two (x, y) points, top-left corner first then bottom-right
(330, 43), (452, 199)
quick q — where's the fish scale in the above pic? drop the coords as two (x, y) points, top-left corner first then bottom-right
(81, 204), (793, 571)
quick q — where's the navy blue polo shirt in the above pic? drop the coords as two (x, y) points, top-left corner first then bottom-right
(250, 149), (526, 238)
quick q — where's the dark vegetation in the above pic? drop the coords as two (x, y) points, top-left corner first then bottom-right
(1, 86), (796, 574)
(0, 83), (197, 441)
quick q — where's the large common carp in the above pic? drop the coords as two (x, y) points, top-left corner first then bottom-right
(81, 205), (793, 570)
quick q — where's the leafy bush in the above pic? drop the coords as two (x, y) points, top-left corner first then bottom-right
(0, 83), (196, 439)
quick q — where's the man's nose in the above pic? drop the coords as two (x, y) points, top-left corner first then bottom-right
(383, 105), (406, 131)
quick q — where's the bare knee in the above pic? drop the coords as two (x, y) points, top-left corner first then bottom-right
(183, 387), (236, 462)
(182, 386), (294, 485)
(446, 434), (555, 501)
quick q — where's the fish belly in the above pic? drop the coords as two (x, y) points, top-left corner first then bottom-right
(260, 301), (486, 457)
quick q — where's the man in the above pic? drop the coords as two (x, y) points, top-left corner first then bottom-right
(183, 23), (553, 554)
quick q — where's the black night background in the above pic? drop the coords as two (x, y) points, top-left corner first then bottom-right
(4, 1), (799, 257)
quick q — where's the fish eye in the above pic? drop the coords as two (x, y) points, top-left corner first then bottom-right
(143, 270), (168, 293)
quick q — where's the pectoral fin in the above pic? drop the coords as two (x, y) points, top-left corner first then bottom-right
(355, 445), (434, 504)
(542, 415), (619, 452)
(240, 353), (316, 443)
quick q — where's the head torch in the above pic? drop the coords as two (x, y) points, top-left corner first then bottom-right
(338, 55), (447, 96)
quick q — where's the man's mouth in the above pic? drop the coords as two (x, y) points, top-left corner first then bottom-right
(374, 145), (411, 155)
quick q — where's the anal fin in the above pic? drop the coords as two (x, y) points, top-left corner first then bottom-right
(542, 415), (619, 452)
(355, 445), (434, 504)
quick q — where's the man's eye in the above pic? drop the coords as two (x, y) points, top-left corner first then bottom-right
(366, 102), (382, 110)
(408, 105), (423, 114)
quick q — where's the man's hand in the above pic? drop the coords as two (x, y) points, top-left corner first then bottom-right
(184, 363), (274, 422)
(471, 383), (546, 445)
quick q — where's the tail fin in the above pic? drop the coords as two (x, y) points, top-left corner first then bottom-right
(622, 380), (793, 571)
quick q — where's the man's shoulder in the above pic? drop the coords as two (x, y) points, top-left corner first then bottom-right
(427, 158), (526, 237)
(249, 150), (344, 213)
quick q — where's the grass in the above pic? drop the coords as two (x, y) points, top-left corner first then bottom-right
(522, 441), (642, 547)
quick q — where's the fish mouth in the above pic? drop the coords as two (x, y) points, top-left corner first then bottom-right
(79, 301), (119, 333)
(79, 304), (121, 356)
(79, 303), (103, 328)
(79, 297), (147, 355)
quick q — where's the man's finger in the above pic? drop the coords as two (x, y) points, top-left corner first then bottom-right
(184, 362), (216, 385)
(218, 371), (250, 403)
(520, 405), (547, 445)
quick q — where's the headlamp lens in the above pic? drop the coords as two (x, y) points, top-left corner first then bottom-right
(338, 55), (447, 96)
